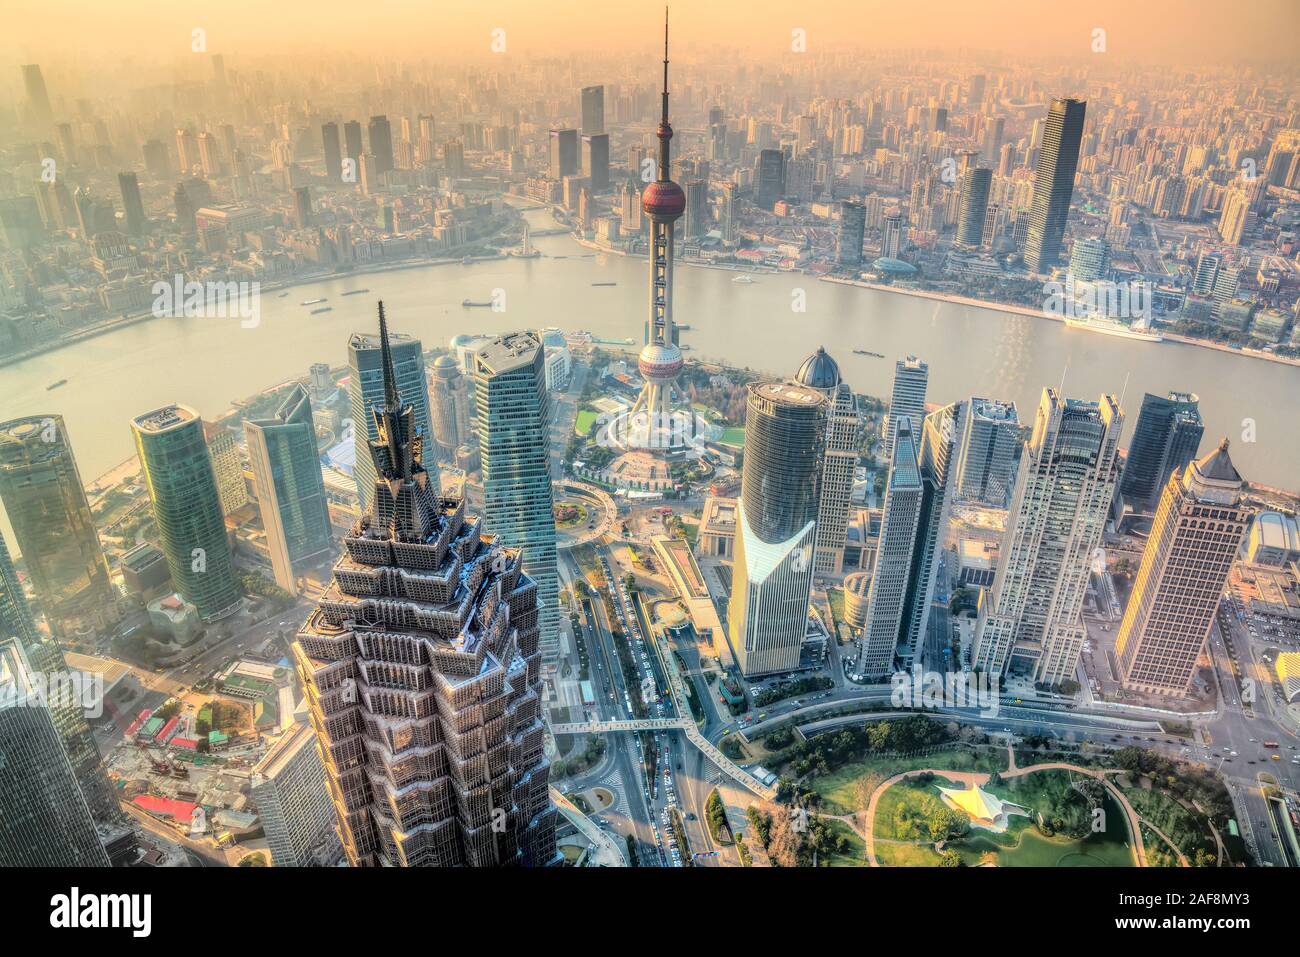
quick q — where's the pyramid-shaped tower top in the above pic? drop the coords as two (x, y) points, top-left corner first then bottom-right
(1193, 437), (1242, 484)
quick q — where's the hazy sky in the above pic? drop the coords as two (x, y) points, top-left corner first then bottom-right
(3, 0), (1298, 65)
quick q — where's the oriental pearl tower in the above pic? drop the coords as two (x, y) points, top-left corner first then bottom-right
(612, 9), (703, 453)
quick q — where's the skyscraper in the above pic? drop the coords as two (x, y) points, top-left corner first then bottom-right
(883, 354), (928, 461)
(367, 115), (394, 174)
(581, 84), (605, 134)
(0, 415), (118, 633)
(0, 531), (118, 825)
(321, 121), (342, 182)
(1115, 440), (1248, 697)
(0, 639), (110, 867)
(1023, 97), (1087, 273)
(343, 120), (363, 168)
(132, 405), (243, 621)
(581, 132), (610, 191)
(955, 167), (992, 249)
(728, 380), (828, 677)
(429, 354), (473, 461)
(21, 64), (53, 125)
(1120, 392), (1204, 514)
(250, 721), (343, 867)
(684, 179), (708, 237)
(858, 416), (925, 677)
(474, 331), (560, 680)
(974, 390), (1123, 686)
(549, 128), (578, 179)
(245, 385), (333, 596)
(203, 420), (249, 515)
(955, 398), (1020, 507)
(858, 404), (961, 676)
(347, 326), (432, 511)
(837, 201), (866, 265)
(294, 305), (555, 866)
(794, 348), (857, 576)
(755, 148), (785, 209)
(118, 172), (146, 236)
(1068, 236), (1110, 280)
(882, 208), (905, 259)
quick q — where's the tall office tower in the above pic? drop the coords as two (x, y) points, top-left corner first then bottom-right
(0, 531), (118, 825)
(0, 639), (110, 867)
(1115, 440), (1247, 698)
(549, 128), (578, 179)
(728, 380), (828, 677)
(132, 405), (243, 621)
(250, 721), (343, 867)
(719, 181), (737, 243)
(367, 115), (394, 174)
(709, 120), (728, 162)
(293, 185), (312, 228)
(998, 141), (1016, 178)
(755, 148), (785, 209)
(581, 84), (605, 134)
(969, 74), (986, 107)
(245, 385), (333, 595)
(795, 348), (857, 576)
(1120, 392), (1204, 514)
(955, 167), (992, 249)
(1068, 236), (1110, 280)
(881, 208), (905, 259)
(974, 390), (1123, 686)
(321, 122), (342, 182)
(343, 120), (363, 167)
(581, 132), (610, 191)
(1023, 97), (1087, 274)
(0, 416), (117, 633)
(175, 127), (198, 173)
(118, 172), (146, 236)
(348, 326), (432, 511)
(294, 306), (556, 866)
(883, 354), (928, 461)
(982, 116), (1004, 164)
(1192, 250), (1221, 295)
(429, 354), (473, 461)
(21, 64), (53, 125)
(474, 332), (559, 679)
(955, 397), (1020, 507)
(684, 179), (708, 237)
(202, 421), (249, 515)
(857, 416), (924, 677)
(837, 201), (866, 265)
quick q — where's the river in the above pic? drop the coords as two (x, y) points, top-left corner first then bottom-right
(1, 207), (1296, 531)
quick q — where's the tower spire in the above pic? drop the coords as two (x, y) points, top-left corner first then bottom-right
(377, 300), (400, 413)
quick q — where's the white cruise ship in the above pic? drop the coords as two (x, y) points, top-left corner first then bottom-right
(1063, 311), (1163, 342)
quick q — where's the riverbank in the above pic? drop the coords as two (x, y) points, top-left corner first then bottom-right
(822, 276), (1300, 369)
(0, 253), (513, 371)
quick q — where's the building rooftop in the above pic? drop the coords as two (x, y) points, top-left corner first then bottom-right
(131, 404), (199, 434)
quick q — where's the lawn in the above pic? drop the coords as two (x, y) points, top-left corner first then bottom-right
(823, 818), (868, 867)
(575, 409), (598, 436)
(719, 427), (746, 447)
(807, 748), (1009, 816)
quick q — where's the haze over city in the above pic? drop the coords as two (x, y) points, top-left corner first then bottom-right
(0, 0), (1296, 932)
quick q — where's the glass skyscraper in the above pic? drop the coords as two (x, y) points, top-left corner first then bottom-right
(0, 414), (118, 633)
(245, 384), (334, 595)
(1023, 97), (1087, 274)
(1120, 392), (1204, 514)
(0, 639), (110, 867)
(728, 379), (828, 677)
(131, 404), (243, 621)
(0, 531), (118, 826)
(473, 331), (560, 678)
